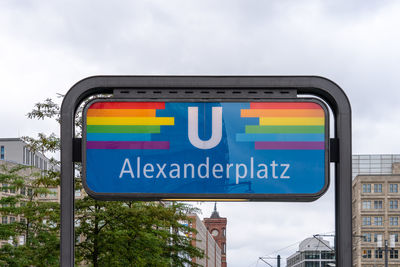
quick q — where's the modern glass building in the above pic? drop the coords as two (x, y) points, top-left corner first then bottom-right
(286, 237), (335, 267)
(352, 154), (400, 179)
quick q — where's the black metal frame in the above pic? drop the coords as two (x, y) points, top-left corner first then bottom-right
(61, 76), (352, 266)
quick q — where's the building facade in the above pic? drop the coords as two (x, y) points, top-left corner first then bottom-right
(352, 154), (400, 266)
(188, 213), (222, 267)
(286, 237), (335, 267)
(203, 204), (227, 267)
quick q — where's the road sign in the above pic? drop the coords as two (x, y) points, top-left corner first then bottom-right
(82, 99), (329, 200)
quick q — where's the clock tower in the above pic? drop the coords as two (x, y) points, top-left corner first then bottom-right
(204, 203), (227, 267)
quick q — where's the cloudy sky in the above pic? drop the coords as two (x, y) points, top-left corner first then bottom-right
(1, 0), (400, 266)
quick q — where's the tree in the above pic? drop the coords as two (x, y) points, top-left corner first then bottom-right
(0, 162), (60, 266)
(18, 97), (205, 266)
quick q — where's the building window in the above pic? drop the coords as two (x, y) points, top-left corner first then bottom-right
(0, 146), (4, 160)
(390, 200), (398, 209)
(20, 218), (26, 225)
(363, 249), (372, 258)
(75, 189), (81, 197)
(9, 217), (16, 223)
(390, 250), (399, 259)
(391, 233), (399, 242)
(374, 233), (383, 242)
(9, 186), (15, 194)
(363, 233), (372, 242)
(20, 187), (26, 196)
(374, 184), (382, 193)
(362, 201), (371, 209)
(375, 249), (383, 258)
(374, 217), (383, 226)
(363, 217), (371, 226)
(2, 184), (8, 193)
(363, 184), (371, 193)
(374, 200), (383, 209)
(222, 243), (226, 254)
(223, 228), (226, 237)
(390, 184), (398, 193)
(2, 216), (7, 224)
(390, 217), (399, 226)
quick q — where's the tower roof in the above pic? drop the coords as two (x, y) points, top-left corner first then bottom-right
(210, 202), (221, 218)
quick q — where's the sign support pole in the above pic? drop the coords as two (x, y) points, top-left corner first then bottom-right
(61, 76), (351, 266)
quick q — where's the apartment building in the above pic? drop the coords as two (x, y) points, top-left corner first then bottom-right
(352, 154), (400, 266)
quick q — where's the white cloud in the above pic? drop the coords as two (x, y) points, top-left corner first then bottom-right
(1, 1), (400, 266)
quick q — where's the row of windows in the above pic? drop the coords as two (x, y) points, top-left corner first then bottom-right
(362, 200), (400, 210)
(363, 233), (399, 243)
(22, 146), (48, 171)
(2, 184), (33, 196)
(1, 216), (25, 225)
(362, 183), (399, 193)
(2, 184), (58, 198)
(362, 216), (400, 226)
(363, 249), (399, 259)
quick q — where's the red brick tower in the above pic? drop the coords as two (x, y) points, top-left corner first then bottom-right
(204, 203), (227, 267)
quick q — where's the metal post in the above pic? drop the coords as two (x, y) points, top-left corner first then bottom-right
(277, 255), (281, 267)
(385, 240), (388, 267)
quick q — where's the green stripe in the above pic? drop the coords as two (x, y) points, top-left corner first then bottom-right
(87, 125), (160, 133)
(246, 125), (324, 134)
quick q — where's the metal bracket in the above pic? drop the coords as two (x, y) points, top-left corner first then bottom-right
(73, 138), (82, 163)
(330, 138), (339, 163)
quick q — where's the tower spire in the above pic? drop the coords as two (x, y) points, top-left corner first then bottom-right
(210, 202), (220, 218)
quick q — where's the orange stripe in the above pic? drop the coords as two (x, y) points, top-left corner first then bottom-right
(250, 102), (322, 109)
(241, 109), (324, 118)
(87, 109), (156, 117)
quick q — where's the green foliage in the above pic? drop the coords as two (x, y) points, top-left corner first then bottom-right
(0, 97), (205, 266)
(0, 163), (60, 266)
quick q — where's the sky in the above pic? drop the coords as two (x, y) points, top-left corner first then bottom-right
(1, 0), (400, 266)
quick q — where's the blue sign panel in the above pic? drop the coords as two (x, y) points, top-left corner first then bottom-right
(82, 100), (329, 200)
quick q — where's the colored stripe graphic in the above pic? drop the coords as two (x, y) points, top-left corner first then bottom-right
(255, 142), (324, 150)
(241, 109), (324, 118)
(87, 133), (151, 141)
(250, 102), (321, 109)
(87, 117), (174, 126)
(259, 117), (324, 126)
(87, 125), (161, 134)
(245, 125), (324, 134)
(236, 133), (324, 142)
(90, 102), (165, 109)
(86, 102), (173, 150)
(87, 141), (170, 150)
(237, 102), (325, 150)
(87, 109), (156, 117)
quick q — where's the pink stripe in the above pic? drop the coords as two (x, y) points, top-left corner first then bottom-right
(87, 141), (169, 149)
(255, 141), (324, 150)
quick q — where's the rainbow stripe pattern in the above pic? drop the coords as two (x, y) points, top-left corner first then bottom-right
(236, 102), (325, 150)
(86, 102), (174, 149)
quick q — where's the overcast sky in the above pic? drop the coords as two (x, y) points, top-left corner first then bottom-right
(1, 1), (400, 266)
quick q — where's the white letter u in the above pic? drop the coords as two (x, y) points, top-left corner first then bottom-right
(188, 107), (222, 149)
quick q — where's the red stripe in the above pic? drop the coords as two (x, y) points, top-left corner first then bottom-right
(250, 102), (322, 109)
(89, 102), (165, 109)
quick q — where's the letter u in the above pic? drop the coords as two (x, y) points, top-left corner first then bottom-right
(188, 107), (222, 149)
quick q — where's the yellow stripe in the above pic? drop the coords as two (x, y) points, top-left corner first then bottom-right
(87, 117), (174, 125)
(259, 117), (324, 126)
